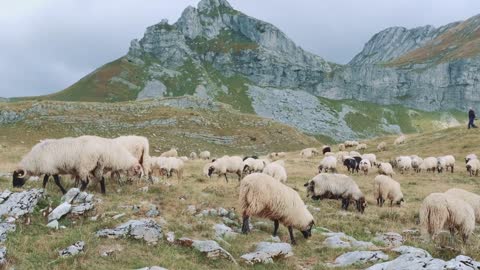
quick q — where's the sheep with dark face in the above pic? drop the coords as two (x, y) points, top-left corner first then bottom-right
(343, 156), (361, 173)
(322, 145), (331, 155)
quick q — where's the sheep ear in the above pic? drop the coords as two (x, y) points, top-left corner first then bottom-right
(303, 182), (309, 187)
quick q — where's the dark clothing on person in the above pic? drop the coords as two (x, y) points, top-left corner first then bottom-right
(468, 109), (477, 129)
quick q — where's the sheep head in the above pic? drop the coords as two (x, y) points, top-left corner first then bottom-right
(301, 220), (315, 239)
(207, 166), (215, 177)
(356, 197), (367, 214)
(304, 180), (315, 198)
(12, 169), (27, 187)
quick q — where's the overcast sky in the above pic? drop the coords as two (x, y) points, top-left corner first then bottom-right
(1, 0), (480, 98)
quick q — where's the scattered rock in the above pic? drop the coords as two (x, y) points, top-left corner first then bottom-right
(329, 251), (388, 267)
(0, 223), (15, 242)
(270, 236), (281, 243)
(47, 220), (59, 230)
(135, 267), (168, 270)
(222, 217), (239, 228)
(240, 242), (293, 265)
(323, 235), (351, 249)
(213, 223), (237, 239)
(186, 205), (196, 215)
(0, 190), (12, 204)
(48, 202), (71, 222)
(138, 186), (149, 193)
(96, 219), (163, 245)
(0, 246), (6, 265)
(61, 188), (81, 203)
(99, 244), (123, 257)
(70, 203), (94, 215)
(177, 238), (236, 264)
(112, 213), (126, 220)
(373, 232), (403, 247)
(146, 205), (160, 217)
(392, 245), (431, 257)
(0, 189), (44, 218)
(59, 241), (85, 257)
(166, 231), (175, 244)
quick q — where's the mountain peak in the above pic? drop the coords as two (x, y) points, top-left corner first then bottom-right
(197, 0), (233, 12)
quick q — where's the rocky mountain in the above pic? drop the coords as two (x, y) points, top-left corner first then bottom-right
(14, 0), (477, 140)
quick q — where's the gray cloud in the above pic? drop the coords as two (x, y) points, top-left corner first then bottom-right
(1, 0), (480, 97)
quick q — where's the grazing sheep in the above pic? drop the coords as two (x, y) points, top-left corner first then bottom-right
(344, 141), (359, 148)
(336, 151), (350, 162)
(373, 175), (404, 207)
(300, 148), (319, 159)
(377, 142), (387, 151)
(179, 156), (189, 162)
(161, 148), (178, 158)
(356, 143), (367, 151)
(465, 154), (477, 164)
(466, 159), (480, 176)
(324, 152), (336, 158)
(199, 151), (211, 160)
(361, 153), (377, 166)
(338, 143), (346, 151)
(243, 156), (259, 161)
(318, 156), (337, 173)
(411, 156), (423, 173)
(113, 135), (151, 177)
(359, 159), (371, 175)
(269, 152), (287, 160)
(376, 162), (394, 177)
(322, 145), (331, 155)
(343, 156), (361, 174)
(394, 135), (406, 145)
(263, 162), (287, 183)
(148, 156), (167, 177)
(240, 173), (314, 245)
(190, 152), (198, 160)
(161, 157), (184, 179)
(445, 188), (480, 222)
(243, 158), (266, 175)
(208, 156), (243, 182)
(349, 151), (361, 158)
(419, 193), (475, 243)
(305, 173), (366, 213)
(437, 155), (455, 173)
(420, 157), (438, 173)
(396, 156), (412, 174)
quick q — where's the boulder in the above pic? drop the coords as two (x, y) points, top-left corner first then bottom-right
(96, 219), (163, 245)
(0, 223), (15, 242)
(0, 189), (44, 218)
(59, 241), (85, 257)
(330, 251), (388, 267)
(177, 238), (236, 264)
(240, 242), (293, 265)
(373, 232), (403, 247)
(48, 202), (71, 222)
(213, 223), (237, 239)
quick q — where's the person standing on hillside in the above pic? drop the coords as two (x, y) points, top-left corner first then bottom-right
(468, 107), (477, 129)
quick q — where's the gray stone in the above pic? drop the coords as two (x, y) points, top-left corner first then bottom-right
(323, 235), (351, 249)
(0, 223), (15, 242)
(217, 208), (229, 216)
(61, 188), (80, 203)
(166, 231), (175, 244)
(70, 203), (94, 215)
(0, 190), (12, 204)
(177, 238), (236, 264)
(392, 245), (431, 257)
(0, 189), (44, 218)
(0, 246), (6, 265)
(47, 220), (59, 230)
(373, 232), (403, 247)
(99, 244), (123, 257)
(137, 80), (167, 100)
(186, 205), (197, 215)
(146, 205), (160, 217)
(112, 213), (126, 220)
(96, 219), (163, 245)
(59, 241), (85, 257)
(213, 223), (237, 239)
(48, 202), (72, 222)
(330, 251), (389, 267)
(240, 242), (293, 265)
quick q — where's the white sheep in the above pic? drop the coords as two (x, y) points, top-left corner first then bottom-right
(396, 156), (412, 174)
(240, 173), (314, 245)
(207, 155), (243, 182)
(243, 158), (266, 175)
(318, 156), (337, 173)
(179, 156), (189, 162)
(189, 152), (198, 160)
(338, 143), (346, 151)
(269, 152), (287, 160)
(356, 143), (367, 151)
(199, 151), (211, 160)
(465, 153), (477, 164)
(161, 157), (184, 180)
(373, 175), (404, 207)
(344, 140), (359, 148)
(160, 148), (178, 158)
(349, 151), (361, 158)
(300, 148), (319, 159)
(376, 162), (394, 177)
(263, 162), (287, 183)
(394, 135), (406, 145)
(411, 155), (423, 173)
(377, 142), (387, 151)
(148, 156), (168, 177)
(419, 193), (475, 243)
(419, 157), (437, 173)
(437, 155), (455, 173)
(113, 135), (151, 177)
(466, 159), (480, 176)
(359, 159), (371, 175)
(305, 173), (366, 213)
(361, 153), (377, 166)
(445, 188), (480, 223)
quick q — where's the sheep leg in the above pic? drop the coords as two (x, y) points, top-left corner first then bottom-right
(80, 179), (89, 191)
(224, 174), (229, 183)
(99, 177), (106, 194)
(451, 166), (454, 173)
(53, 175), (67, 194)
(288, 226), (296, 245)
(241, 215), (250, 234)
(236, 171), (242, 181)
(42, 174), (50, 189)
(273, 220), (279, 237)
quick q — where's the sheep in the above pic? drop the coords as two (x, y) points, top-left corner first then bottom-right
(411, 156), (423, 173)
(322, 145), (331, 155)
(419, 193), (475, 243)
(420, 157), (438, 173)
(318, 156), (337, 173)
(189, 152), (198, 160)
(344, 140), (359, 148)
(356, 143), (367, 151)
(394, 135), (406, 145)
(305, 173), (366, 213)
(324, 152), (336, 158)
(113, 135), (151, 178)
(336, 151), (349, 162)
(262, 162), (287, 183)
(243, 158), (266, 175)
(376, 162), (394, 177)
(269, 152), (287, 160)
(161, 157), (184, 179)
(466, 159), (480, 176)
(396, 156), (412, 174)
(445, 188), (480, 223)
(349, 151), (361, 158)
(437, 155), (455, 173)
(240, 173), (314, 245)
(343, 156), (361, 173)
(361, 153), (377, 166)
(359, 159), (371, 175)
(377, 141), (387, 151)
(300, 148), (319, 159)
(465, 154), (477, 164)
(338, 143), (346, 151)
(148, 156), (168, 177)
(199, 151), (211, 160)
(160, 148), (178, 158)
(373, 175), (404, 207)
(243, 156), (259, 161)
(179, 156), (189, 162)
(207, 156), (243, 182)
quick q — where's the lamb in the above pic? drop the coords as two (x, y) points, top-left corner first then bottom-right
(338, 143), (346, 151)
(411, 155), (423, 173)
(189, 152), (198, 160)
(465, 153), (477, 164)
(376, 162), (394, 177)
(420, 157), (437, 173)
(373, 175), (404, 207)
(343, 156), (361, 173)
(359, 159), (371, 175)
(199, 151), (211, 160)
(243, 158), (266, 175)
(300, 148), (319, 159)
(148, 156), (168, 177)
(318, 156), (337, 173)
(437, 155), (455, 173)
(160, 148), (178, 158)
(269, 152), (287, 160)
(113, 135), (151, 177)
(419, 193), (475, 243)
(356, 143), (367, 151)
(394, 135), (406, 145)
(322, 145), (331, 155)
(161, 157), (184, 179)
(263, 162), (287, 183)
(466, 158), (480, 176)
(396, 156), (412, 174)
(240, 173), (314, 245)
(361, 153), (377, 166)
(305, 173), (366, 213)
(207, 155), (243, 182)
(377, 142), (387, 151)
(445, 188), (480, 223)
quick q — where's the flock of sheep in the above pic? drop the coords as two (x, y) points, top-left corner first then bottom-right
(10, 134), (480, 245)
